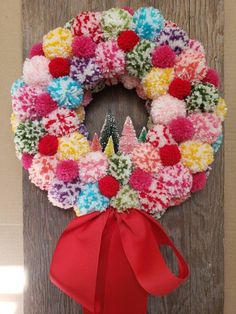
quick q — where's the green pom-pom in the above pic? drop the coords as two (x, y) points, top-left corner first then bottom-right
(101, 8), (132, 39)
(186, 83), (219, 113)
(108, 153), (132, 184)
(126, 40), (155, 78)
(110, 185), (140, 212)
(138, 127), (147, 143)
(14, 120), (46, 154)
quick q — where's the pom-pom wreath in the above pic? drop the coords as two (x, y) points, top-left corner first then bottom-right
(191, 171), (207, 193)
(98, 175), (120, 198)
(76, 183), (110, 215)
(29, 154), (57, 190)
(126, 40), (155, 78)
(202, 68), (220, 88)
(104, 136), (115, 157)
(71, 11), (103, 44)
(23, 56), (52, 87)
(132, 7), (165, 41)
(57, 132), (90, 161)
(79, 152), (108, 183)
(129, 168), (152, 191)
(188, 113), (222, 144)
(119, 117), (138, 154)
(12, 86), (43, 121)
(72, 35), (96, 58)
(43, 27), (73, 59)
(11, 78), (25, 96)
(139, 178), (171, 217)
(95, 41), (125, 79)
(180, 140), (214, 173)
(158, 163), (192, 199)
(14, 120), (45, 154)
(120, 74), (139, 89)
(56, 160), (79, 182)
(38, 135), (58, 156)
(35, 92), (58, 117)
(186, 83), (219, 113)
(108, 154), (132, 185)
(42, 108), (79, 137)
(29, 42), (44, 58)
(48, 177), (81, 209)
(101, 8), (132, 40)
(215, 98), (227, 121)
(49, 57), (70, 78)
(156, 26), (189, 55)
(175, 49), (207, 81)
(151, 45), (176, 68)
(21, 153), (33, 170)
(47, 76), (84, 109)
(117, 30), (139, 52)
(168, 78), (191, 100)
(70, 57), (102, 88)
(131, 143), (161, 173)
(212, 134), (223, 153)
(110, 185), (140, 212)
(159, 144), (181, 166)
(146, 125), (175, 148)
(151, 94), (186, 125)
(142, 67), (174, 99)
(168, 117), (195, 142)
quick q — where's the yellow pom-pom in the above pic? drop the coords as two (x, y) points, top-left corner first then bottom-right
(43, 27), (73, 59)
(142, 67), (174, 99)
(10, 113), (20, 133)
(57, 132), (90, 160)
(75, 106), (85, 122)
(104, 136), (115, 157)
(215, 97), (227, 121)
(180, 140), (214, 173)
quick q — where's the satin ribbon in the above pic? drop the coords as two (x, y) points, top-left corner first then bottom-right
(50, 208), (189, 314)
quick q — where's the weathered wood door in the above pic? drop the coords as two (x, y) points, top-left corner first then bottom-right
(22, 1), (224, 313)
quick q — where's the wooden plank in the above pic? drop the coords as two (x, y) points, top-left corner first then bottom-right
(22, 1), (224, 313)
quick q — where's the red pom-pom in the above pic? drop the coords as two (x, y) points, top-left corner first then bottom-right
(168, 117), (195, 142)
(129, 168), (152, 191)
(122, 6), (134, 15)
(160, 144), (181, 166)
(191, 172), (207, 193)
(49, 57), (70, 78)
(168, 78), (191, 99)
(35, 92), (58, 117)
(38, 135), (58, 156)
(21, 153), (33, 170)
(152, 45), (176, 68)
(202, 68), (220, 88)
(56, 160), (79, 182)
(29, 42), (44, 58)
(117, 30), (139, 52)
(98, 175), (120, 198)
(72, 36), (96, 58)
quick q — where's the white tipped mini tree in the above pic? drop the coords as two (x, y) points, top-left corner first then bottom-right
(119, 116), (138, 154)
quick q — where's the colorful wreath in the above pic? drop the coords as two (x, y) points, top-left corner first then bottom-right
(11, 6), (227, 314)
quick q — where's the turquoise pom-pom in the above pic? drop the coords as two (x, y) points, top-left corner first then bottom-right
(47, 76), (84, 109)
(76, 183), (110, 214)
(11, 78), (26, 96)
(212, 134), (223, 153)
(132, 7), (165, 41)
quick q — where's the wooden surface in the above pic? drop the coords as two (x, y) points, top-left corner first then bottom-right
(22, 1), (224, 313)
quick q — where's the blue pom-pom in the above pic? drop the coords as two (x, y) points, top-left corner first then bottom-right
(11, 78), (25, 96)
(47, 76), (84, 109)
(76, 183), (110, 215)
(132, 7), (165, 41)
(212, 134), (223, 153)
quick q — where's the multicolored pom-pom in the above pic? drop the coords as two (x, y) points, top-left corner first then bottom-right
(79, 152), (108, 183)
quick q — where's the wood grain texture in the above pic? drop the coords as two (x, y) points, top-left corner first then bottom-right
(22, 1), (224, 313)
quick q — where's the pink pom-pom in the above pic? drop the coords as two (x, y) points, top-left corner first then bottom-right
(129, 168), (152, 191)
(81, 90), (93, 107)
(136, 83), (148, 100)
(152, 45), (176, 68)
(122, 6), (134, 15)
(72, 36), (97, 58)
(191, 172), (207, 193)
(35, 92), (58, 117)
(168, 117), (195, 142)
(202, 68), (220, 88)
(21, 153), (33, 170)
(56, 160), (79, 182)
(29, 42), (44, 58)
(23, 56), (52, 87)
(147, 125), (175, 148)
(120, 73), (140, 89)
(79, 152), (108, 183)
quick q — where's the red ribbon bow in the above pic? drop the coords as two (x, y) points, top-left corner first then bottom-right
(50, 208), (189, 314)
